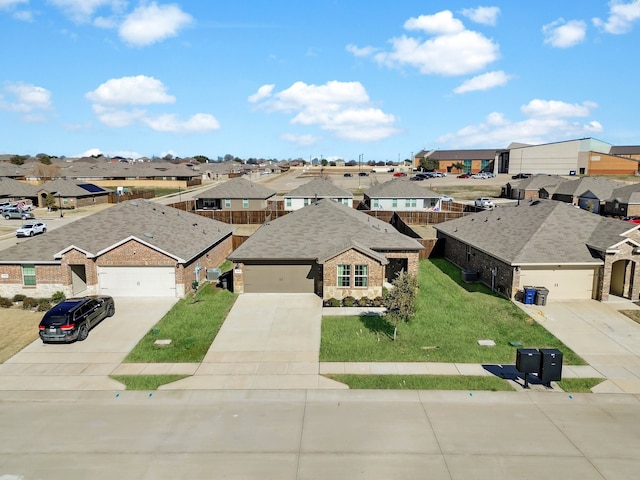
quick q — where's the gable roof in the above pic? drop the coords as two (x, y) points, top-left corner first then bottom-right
(0, 177), (39, 197)
(284, 178), (353, 199)
(228, 199), (423, 262)
(0, 200), (234, 264)
(38, 178), (111, 197)
(604, 183), (640, 204)
(434, 199), (636, 265)
(552, 177), (626, 199)
(364, 179), (439, 199)
(195, 177), (276, 200)
(509, 174), (567, 191)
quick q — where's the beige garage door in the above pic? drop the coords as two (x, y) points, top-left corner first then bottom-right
(519, 267), (595, 300)
(243, 264), (315, 293)
(98, 266), (176, 297)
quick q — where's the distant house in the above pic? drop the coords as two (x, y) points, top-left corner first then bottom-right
(502, 174), (567, 201)
(0, 201), (234, 298)
(362, 179), (442, 211)
(602, 183), (640, 217)
(0, 177), (39, 205)
(283, 178), (353, 210)
(435, 199), (640, 302)
(194, 177), (276, 211)
(228, 199), (423, 300)
(37, 178), (111, 209)
(550, 177), (627, 214)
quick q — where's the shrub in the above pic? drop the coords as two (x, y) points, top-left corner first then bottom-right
(326, 298), (341, 307)
(342, 296), (356, 307)
(0, 297), (13, 308)
(22, 297), (38, 310)
(12, 294), (26, 302)
(37, 299), (51, 312)
(357, 296), (370, 307)
(51, 291), (66, 304)
(372, 296), (383, 307)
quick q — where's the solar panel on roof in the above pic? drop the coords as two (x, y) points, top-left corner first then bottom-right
(78, 183), (105, 193)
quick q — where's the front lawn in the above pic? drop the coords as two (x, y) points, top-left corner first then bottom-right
(321, 258), (585, 365)
(124, 283), (236, 363)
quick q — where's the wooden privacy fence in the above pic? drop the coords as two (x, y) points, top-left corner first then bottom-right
(108, 190), (155, 203)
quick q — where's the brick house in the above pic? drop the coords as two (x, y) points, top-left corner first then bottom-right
(37, 178), (112, 210)
(228, 199), (423, 300)
(434, 199), (640, 302)
(0, 200), (234, 298)
(193, 177), (276, 211)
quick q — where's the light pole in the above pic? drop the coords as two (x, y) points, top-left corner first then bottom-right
(57, 193), (63, 218)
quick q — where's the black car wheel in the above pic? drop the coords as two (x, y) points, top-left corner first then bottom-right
(77, 323), (89, 341)
(29, 231), (34, 237)
(107, 304), (115, 317)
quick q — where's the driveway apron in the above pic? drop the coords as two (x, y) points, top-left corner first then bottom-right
(163, 293), (346, 390)
(521, 299), (640, 394)
(0, 297), (178, 391)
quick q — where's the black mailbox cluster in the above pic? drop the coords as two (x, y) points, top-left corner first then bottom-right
(516, 348), (563, 388)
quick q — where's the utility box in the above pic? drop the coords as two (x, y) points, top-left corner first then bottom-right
(206, 268), (222, 281)
(516, 348), (541, 374)
(539, 348), (563, 386)
(462, 269), (478, 283)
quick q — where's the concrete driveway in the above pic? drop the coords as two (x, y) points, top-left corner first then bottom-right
(0, 297), (177, 390)
(521, 298), (640, 393)
(163, 293), (345, 390)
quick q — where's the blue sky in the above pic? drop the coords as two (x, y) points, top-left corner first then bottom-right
(1, 1), (640, 162)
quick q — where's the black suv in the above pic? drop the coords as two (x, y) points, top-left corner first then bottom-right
(39, 296), (115, 343)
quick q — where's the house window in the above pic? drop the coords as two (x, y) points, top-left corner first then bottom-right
(22, 264), (36, 286)
(286, 198), (292, 208)
(392, 199), (398, 208)
(243, 199), (249, 208)
(405, 199), (417, 208)
(337, 264), (351, 287)
(224, 199), (231, 208)
(373, 199), (380, 209)
(304, 198), (311, 206)
(354, 265), (368, 287)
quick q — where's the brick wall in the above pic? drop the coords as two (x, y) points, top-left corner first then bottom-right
(323, 249), (385, 300)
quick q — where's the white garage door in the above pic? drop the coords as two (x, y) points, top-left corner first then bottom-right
(519, 267), (595, 300)
(98, 266), (176, 297)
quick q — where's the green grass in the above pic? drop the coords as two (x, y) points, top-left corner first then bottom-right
(326, 374), (514, 391)
(124, 283), (236, 363)
(111, 375), (190, 390)
(557, 378), (605, 393)
(321, 258), (585, 365)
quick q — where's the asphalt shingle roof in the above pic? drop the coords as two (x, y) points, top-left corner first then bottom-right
(364, 179), (439, 199)
(38, 178), (111, 197)
(0, 177), (39, 197)
(552, 177), (626, 199)
(0, 200), (234, 264)
(195, 177), (276, 200)
(228, 199), (423, 261)
(434, 199), (635, 265)
(284, 178), (353, 199)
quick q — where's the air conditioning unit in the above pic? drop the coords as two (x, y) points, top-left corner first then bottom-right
(206, 268), (222, 281)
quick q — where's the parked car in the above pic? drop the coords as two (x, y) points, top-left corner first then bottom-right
(623, 216), (640, 224)
(475, 197), (494, 208)
(457, 173), (471, 179)
(393, 172), (407, 177)
(38, 296), (116, 343)
(3, 208), (34, 220)
(343, 173), (353, 177)
(471, 173), (487, 179)
(440, 196), (454, 202)
(358, 172), (369, 176)
(410, 175), (425, 181)
(511, 173), (532, 179)
(16, 222), (46, 237)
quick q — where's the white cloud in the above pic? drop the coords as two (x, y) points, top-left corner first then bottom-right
(280, 133), (319, 146)
(252, 80), (398, 142)
(345, 44), (378, 57)
(543, 19), (587, 48)
(47, 0), (126, 23)
(248, 84), (274, 103)
(520, 99), (596, 118)
(118, 2), (193, 47)
(0, 82), (53, 122)
(86, 75), (176, 106)
(453, 70), (511, 93)
(79, 148), (103, 157)
(86, 75), (219, 133)
(436, 99), (602, 147)
(352, 10), (500, 76)
(144, 113), (220, 133)
(460, 6), (500, 26)
(0, 0), (27, 8)
(593, 0), (640, 34)
(404, 10), (465, 35)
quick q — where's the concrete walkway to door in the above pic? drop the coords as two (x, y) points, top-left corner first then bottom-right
(161, 293), (345, 390)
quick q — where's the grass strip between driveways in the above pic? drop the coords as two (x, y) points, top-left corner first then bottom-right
(321, 258), (585, 365)
(326, 374), (514, 391)
(111, 375), (190, 390)
(124, 283), (236, 363)
(556, 378), (605, 393)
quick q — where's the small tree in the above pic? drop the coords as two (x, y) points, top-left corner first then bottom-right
(419, 156), (439, 172)
(453, 162), (466, 173)
(383, 271), (418, 341)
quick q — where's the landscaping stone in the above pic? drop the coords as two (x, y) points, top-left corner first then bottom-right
(477, 339), (496, 346)
(154, 339), (172, 346)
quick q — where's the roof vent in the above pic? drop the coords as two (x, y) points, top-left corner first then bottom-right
(143, 232), (154, 238)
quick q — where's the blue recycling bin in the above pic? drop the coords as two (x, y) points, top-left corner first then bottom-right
(523, 286), (536, 305)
